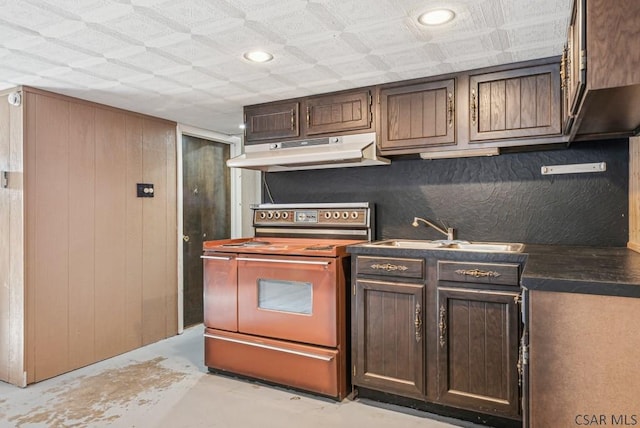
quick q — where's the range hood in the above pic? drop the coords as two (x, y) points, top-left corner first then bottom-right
(226, 132), (390, 172)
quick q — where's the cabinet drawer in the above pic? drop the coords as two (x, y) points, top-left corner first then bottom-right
(438, 261), (519, 286)
(357, 256), (424, 279)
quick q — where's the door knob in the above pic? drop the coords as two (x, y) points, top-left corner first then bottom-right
(183, 235), (190, 242)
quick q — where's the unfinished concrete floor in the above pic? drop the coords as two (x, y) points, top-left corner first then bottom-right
(0, 324), (482, 427)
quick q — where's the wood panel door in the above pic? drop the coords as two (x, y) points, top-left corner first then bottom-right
(182, 135), (230, 327)
(436, 287), (521, 419)
(244, 102), (299, 143)
(353, 279), (425, 400)
(469, 63), (561, 142)
(380, 79), (455, 151)
(303, 90), (372, 135)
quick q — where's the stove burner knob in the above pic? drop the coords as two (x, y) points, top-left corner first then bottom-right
(332, 211), (340, 219)
(351, 211), (359, 219)
(274, 211), (281, 219)
(342, 211), (349, 219)
(259, 211), (267, 219)
(267, 211), (274, 219)
(282, 212), (289, 219)
(324, 211), (332, 219)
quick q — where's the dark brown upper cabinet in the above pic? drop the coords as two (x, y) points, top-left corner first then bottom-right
(303, 90), (372, 136)
(562, 0), (640, 140)
(469, 63), (562, 142)
(380, 79), (456, 152)
(244, 101), (299, 143)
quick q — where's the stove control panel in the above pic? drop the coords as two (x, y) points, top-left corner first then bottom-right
(253, 208), (369, 227)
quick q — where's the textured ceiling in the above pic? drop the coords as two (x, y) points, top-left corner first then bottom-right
(0, 0), (571, 136)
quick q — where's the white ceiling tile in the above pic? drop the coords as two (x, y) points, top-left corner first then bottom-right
(34, 0), (116, 16)
(147, 0), (237, 27)
(58, 26), (136, 56)
(0, 1), (66, 32)
(38, 20), (86, 38)
(77, 3), (134, 24)
(99, 12), (174, 43)
(23, 40), (96, 66)
(38, 66), (75, 77)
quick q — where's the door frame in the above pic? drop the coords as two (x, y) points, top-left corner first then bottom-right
(176, 124), (260, 333)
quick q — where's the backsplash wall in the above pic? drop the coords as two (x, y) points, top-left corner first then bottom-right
(263, 139), (629, 247)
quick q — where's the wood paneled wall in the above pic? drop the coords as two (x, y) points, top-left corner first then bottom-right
(0, 88), (25, 386)
(529, 291), (640, 427)
(0, 87), (178, 385)
(629, 136), (640, 252)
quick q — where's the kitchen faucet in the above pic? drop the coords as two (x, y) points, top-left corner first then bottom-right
(412, 217), (455, 241)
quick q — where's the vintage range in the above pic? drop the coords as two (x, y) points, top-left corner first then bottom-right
(202, 202), (373, 399)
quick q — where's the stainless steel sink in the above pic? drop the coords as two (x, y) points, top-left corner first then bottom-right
(363, 239), (524, 253)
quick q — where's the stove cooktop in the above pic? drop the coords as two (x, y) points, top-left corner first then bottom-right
(202, 237), (365, 257)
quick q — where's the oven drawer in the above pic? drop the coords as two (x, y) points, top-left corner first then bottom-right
(356, 256), (424, 279)
(438, 261), (520, 286)
(205, 329), (344, 399)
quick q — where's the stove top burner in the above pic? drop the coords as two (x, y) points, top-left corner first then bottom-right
(304, 245), (335, 251)
(221, 241), (272, 248)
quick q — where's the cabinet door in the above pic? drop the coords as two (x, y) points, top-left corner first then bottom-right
(304, 90), (372, 135)
(437, 287), (520, 419)
(203, 253), (238, 332)
(380, 79), (455, 151)
(244, 102), (299, 143)
(469, 63), (561, 141)
(353, 279), (424, 399)
(566, 0), (586, 117)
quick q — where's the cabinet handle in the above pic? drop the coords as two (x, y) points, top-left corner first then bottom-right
(370, 263), (408, 272)
(439, 304), (446, 348)
(470, 89), (477, 125)
(560, 45), (567, 90)
(290, 109), (296, 130)
(454, 269), (501, 278)
(447, 92), (454, 128)
(517, 344), (523, 387)
(306, 106), (311, 127)
(414, 302), (422, 342)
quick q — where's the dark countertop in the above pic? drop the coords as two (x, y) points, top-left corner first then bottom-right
(521, 244), (640, 298)
(348, 242), (640, 298)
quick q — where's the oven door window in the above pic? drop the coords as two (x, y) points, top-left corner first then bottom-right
(258, 279), (312, 315)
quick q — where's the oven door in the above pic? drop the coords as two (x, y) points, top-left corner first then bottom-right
(237, 254), (338, 347)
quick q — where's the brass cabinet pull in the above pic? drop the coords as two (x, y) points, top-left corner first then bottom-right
(290, 109), (296, 130)
(447, 92), (454, 128)
(370, 263), (408, 272)
(306, 106), (311, 126)
(560, 45), (567, 90)
(517, 344), (523, 387)
(470, 89), (477, 125)
(455, 268), (501, 278)
(439, 304), (446, 348)
(414, 302), (422, 342)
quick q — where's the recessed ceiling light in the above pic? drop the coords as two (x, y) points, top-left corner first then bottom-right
(243, 50), (274, 63)
(418, 9), (455, 26)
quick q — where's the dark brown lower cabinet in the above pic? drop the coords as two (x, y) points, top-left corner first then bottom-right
(353, 279), (424, 400)
(436, 287), (521, 419)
